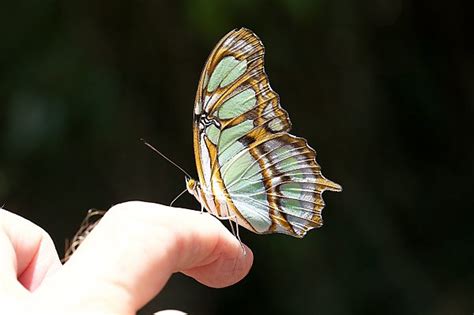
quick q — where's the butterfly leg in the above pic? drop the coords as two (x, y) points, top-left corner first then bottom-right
(227, 216), (236, 236)
(233, 216), (246, 256)
(212, 213), (246, 256)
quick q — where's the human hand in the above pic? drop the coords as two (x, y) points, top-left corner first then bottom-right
(0, 201), (253, 314)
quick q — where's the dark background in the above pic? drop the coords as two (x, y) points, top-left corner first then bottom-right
(1, 0), (473, 314)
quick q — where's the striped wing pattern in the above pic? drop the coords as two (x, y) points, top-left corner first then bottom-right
(190, 28), (341, 237)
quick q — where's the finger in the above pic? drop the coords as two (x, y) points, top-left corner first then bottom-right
(35, 201), (252, 314)
(0, 208), (62, 295)
(154, 310), (187, 315)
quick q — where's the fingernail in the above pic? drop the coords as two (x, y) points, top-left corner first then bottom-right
(154, 310), (188, 315)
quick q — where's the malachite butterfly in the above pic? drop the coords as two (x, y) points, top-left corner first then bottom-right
(186, 28), (342, 238)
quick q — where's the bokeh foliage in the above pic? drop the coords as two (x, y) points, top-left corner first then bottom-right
(1, 0), (473, 314)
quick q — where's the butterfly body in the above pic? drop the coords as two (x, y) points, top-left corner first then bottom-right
(187, 28), (341, 238)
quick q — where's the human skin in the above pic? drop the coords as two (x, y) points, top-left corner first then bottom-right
(0, 201), (253, 314)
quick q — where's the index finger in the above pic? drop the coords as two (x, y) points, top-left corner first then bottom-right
(35, 201), (253, 313)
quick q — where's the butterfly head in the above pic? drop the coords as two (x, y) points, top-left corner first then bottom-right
(185, 176), (198, 196)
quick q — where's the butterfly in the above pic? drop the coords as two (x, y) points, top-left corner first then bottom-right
(185, 28), (342, 238)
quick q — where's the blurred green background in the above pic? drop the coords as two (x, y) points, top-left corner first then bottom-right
(1, 0), (473, 314)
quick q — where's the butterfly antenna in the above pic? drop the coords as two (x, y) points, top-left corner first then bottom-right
(170, 188), (188, 207)
(141, 139), (193, 179)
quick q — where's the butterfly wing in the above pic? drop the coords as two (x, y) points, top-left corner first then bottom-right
(193, 28), (341, 237)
